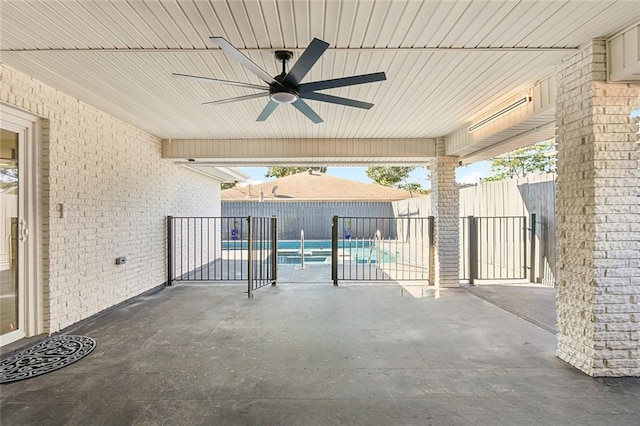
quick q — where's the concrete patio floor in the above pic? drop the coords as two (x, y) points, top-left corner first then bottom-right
(1, 278), (639, 425)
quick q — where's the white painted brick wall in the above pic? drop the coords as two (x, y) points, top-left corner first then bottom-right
(1, 64), (222, 332)
(555, 40), (640, 377)
(430, 140), (460, 288)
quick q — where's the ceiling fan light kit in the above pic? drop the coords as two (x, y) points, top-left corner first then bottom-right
(270, 91), (299, 104)
(173, 37), (386, 124)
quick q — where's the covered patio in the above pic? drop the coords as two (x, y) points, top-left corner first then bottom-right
(3, 281), (639, 425)
(1, 4), (639, 423)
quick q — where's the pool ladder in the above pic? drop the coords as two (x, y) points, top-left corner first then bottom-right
(300, 229), (305, 270)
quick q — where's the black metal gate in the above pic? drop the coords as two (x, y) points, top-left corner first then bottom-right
(460, 215), (535, 283)
(167, 216), (277, 297)
(331, 216), (434, 285)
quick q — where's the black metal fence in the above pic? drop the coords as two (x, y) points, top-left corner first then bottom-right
(167, 216), (277, 297)
(247, 216), (278, 297)
(331, 216), (434, 284)
(166, 213), (535, 291)
(460, 215), (533, 283)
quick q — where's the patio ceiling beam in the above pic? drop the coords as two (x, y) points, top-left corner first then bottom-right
(162, 138), (436, 166)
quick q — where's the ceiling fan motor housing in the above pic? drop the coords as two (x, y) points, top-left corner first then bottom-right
(270, 52), (299, 104)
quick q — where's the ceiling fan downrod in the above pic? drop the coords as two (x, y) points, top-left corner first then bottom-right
(274, 50), (293, 75)
(271, 50), (298, 104)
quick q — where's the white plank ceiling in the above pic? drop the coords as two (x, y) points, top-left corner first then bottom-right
(1, 0), (639, 140)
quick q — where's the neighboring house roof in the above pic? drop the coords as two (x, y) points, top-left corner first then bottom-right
(222, 170), (414, 201)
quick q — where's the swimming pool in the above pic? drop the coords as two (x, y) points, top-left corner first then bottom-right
(221, 240), (395, 264)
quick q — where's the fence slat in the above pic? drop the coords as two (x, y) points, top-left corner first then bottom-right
(331, 216), (433, 283)
(168, 216), (277, 295)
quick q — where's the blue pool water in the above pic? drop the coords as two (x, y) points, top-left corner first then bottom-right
(221, 240), (370, 250)
(222, 240), (394, 264)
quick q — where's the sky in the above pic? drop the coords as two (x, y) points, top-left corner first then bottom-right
(239, 161), (492, 189)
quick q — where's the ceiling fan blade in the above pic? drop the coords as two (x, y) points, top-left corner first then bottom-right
(202, 92), (269, 106)
(257, 100), (279, 121)
(298, 72), (387, 93)
(291, 99), (323, 124)
(172, 73), (268, 91)
(210, 37), (282, 86)
(299, 92), (374, 110)
(283, 38), (330, 87)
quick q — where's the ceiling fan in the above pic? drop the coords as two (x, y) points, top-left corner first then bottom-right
(173, 37), (386, 124)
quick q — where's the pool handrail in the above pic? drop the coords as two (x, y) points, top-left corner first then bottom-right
(368, 229), (382, 265)
(300, 229), (305, 270)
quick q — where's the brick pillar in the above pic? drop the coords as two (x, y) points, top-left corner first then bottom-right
(430, 139), (460, 288)
(555, 40), (640, 377)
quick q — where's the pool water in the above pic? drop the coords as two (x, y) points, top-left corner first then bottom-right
(277, 250), (332, 264)
(222, 240), (394, 265)
(221, 240), (369, 250)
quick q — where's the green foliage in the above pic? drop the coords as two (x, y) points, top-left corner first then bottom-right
(398, 182), (431, 195)
(484, 140), (556, 182)
(366, 166), (414, 187)
(265, 166), (327, 178)
(221, 182), (236, 190)
(365, 166), (429, 194)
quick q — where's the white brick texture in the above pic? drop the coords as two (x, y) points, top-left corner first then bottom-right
(1, 64), (222, 333)
(430, 140), (460, 288)
(555, 40), (640, 377)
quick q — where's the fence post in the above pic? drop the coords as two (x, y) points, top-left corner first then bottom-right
(271, 215), (277, 285)
(468, 215), (478, 285)
(529, 213), (537, 283)
(332, 215), (338, 286)
(247, 216), (253, 298)
(428, 216), (435, 286)
(167, 216), (173, 286)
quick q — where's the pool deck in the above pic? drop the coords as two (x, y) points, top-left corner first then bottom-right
(1, 272), (639, 425)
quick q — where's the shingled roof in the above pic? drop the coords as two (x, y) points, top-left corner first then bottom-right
(222, 170), (413, 201)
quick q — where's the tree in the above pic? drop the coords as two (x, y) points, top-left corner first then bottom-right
(483, 139), (556, 182)
(365, 166), (429, 194)
(366, 166), (414, 187)
(221, 182), (236, 190)
(265, 166), (327, 178)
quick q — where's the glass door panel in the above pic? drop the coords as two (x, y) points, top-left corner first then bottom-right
(1, 129), (20, 337)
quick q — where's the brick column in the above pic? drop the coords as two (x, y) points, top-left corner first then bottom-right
(555, 40), (640, 377)
(430, 139), (460, 288)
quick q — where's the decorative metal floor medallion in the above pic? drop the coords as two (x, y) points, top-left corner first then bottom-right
(0, 335), (96, 384)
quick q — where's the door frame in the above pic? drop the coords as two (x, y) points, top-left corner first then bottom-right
(0, 104), (42, 346)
